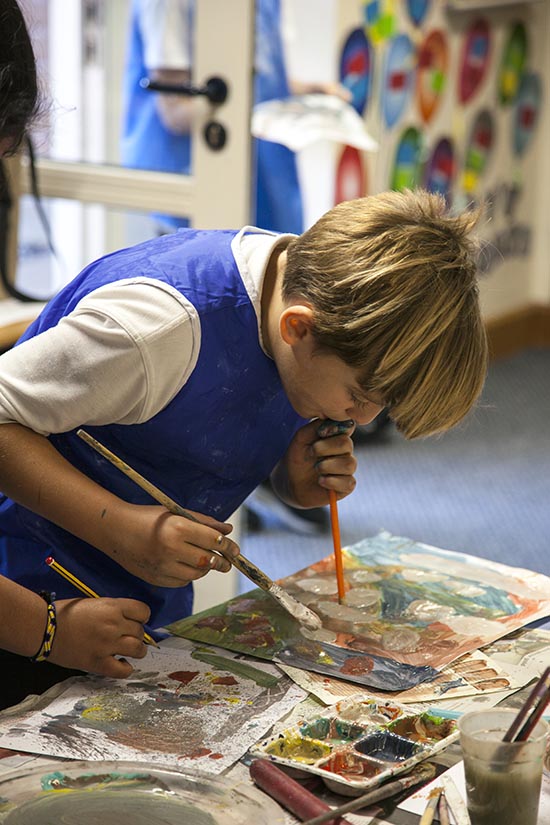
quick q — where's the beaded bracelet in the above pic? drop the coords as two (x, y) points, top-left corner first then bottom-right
(30, 591), (57, 663)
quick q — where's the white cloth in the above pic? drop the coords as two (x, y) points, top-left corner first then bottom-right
(0, 230), (292, 436)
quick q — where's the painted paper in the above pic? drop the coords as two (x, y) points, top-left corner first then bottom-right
(0, 641), (305, 770)
(169, 532), (550, 692)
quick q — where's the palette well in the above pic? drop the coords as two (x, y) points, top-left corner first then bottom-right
(0, 760), (283, 824)
(250, 696), (458, 796)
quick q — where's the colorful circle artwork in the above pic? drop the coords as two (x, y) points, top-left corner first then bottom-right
(416, 30), (448, 123)
(339, 28), (373, 116)
(513, 72), (541, 156)
(498, 22), (528, 105)
(390, 126), (422, 191)
(382, 34), (416, 128)
(424, 138), (454, 204)
(406, 0), (431, 27)
(335, 146), (366, 204)
(462, 109), (494, 194)
(363, 0), (396, 45)
(458, 18), (491, 104)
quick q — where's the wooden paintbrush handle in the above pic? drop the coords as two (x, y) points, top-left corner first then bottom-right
(77, 429), (273, 592)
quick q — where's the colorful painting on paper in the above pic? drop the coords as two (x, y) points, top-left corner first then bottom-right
(0, 641), (304, 769)
(169, 532), (550, 692)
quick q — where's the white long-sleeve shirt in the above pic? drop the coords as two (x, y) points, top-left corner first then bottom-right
(0, 230), (291, 436)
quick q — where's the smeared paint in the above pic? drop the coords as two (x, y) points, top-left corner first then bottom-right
(190, 649), (278, 688)
(320, 750), (383, 779)
(340, 656), (374, 676)
(388, 713), (456, 742)
(168, 671), (199, 685)
(295, 578), (338, 595)
(265, 733), (331, 764)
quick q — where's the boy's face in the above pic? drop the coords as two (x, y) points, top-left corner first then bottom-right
(282, 348), (385, 426)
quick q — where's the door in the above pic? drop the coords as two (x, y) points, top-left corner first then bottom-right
(8, 0), (255, 611)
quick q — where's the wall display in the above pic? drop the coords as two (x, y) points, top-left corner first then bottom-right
(462, 109), (494, 194)
(382, 34), (416, 128)
(416, 29), (448, 123)
(390, 126), (423, 191)
(513, 72), (541, 156)
(335, 145), (367, 203)
(168, 531), (550, 692)
(363, 0), (396, 44)
(458, 18), (491, 104)
(498, 21), (528, 105)
(406, 0), (431, 27)
(423, 137), (455, 203)
(339, 27), (373, 116)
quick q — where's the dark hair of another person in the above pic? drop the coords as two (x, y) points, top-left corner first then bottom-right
(0, 0), (39, 153)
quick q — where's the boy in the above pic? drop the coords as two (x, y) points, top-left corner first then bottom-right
(0, 189), (487, 707)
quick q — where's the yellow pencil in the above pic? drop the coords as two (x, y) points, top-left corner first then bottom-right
(45, 555), (158, 647)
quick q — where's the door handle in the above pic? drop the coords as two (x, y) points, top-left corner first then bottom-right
(140, 75), (228, 104)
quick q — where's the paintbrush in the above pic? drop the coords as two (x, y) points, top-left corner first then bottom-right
(437, 789), (451, 825)
(328, 490), (345, 604)
(77, 429), (322, 631)
(503, 666), (550, 742)
(419, 787), (442, 825)
(299, 762), (436, 825)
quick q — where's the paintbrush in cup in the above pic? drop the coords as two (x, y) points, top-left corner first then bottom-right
(77, 429), (322, 631)
(503, 666), (550, 743)
(328, 490), (345, 604)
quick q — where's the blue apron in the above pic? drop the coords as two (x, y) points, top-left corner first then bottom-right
(0, 228), (306, 627)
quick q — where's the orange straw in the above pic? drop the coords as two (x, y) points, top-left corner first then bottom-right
(328, 490), (346, 604)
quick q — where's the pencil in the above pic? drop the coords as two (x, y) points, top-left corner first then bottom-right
(419, 788), (442, 825)
(45, 556), (158, 647)
(328, 489), (346, 604)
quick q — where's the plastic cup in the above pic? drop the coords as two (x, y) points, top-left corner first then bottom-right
(458, 709), (548, 825)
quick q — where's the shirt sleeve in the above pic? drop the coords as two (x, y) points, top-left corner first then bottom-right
(0, 279), (200, 436)
(137, 0), (192, 70)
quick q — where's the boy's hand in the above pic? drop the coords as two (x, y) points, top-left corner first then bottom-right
(271, 418), (357, 509)
(108, 506), (240, 588)
(49, 597), (151, 678)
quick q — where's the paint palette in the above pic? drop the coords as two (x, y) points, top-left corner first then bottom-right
(0, 760), (282, 824)
(250, 696), (458, 796)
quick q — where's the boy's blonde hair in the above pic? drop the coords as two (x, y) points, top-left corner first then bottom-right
(283, 189), (488, 439)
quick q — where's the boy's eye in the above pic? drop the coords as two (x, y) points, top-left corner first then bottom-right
(350, 394), (369, 410)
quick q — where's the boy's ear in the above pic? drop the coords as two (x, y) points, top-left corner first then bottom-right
(280, 305), (315, 345)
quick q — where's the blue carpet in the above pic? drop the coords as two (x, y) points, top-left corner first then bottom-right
(240, 348), (550, 591)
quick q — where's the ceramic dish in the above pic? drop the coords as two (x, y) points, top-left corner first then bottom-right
(250, 695), (458, 796)
(0, 760), (283, 824)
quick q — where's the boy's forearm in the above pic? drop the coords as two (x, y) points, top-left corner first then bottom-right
(0, 423), (129, 563)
